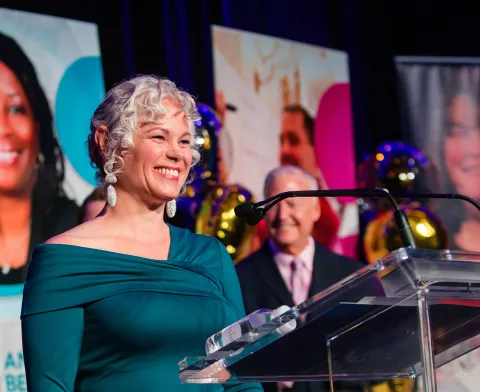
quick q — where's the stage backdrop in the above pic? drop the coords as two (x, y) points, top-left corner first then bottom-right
(211, 25), (359, 257)
(395, 57), (480, 392)
(0, 8), (103, 390)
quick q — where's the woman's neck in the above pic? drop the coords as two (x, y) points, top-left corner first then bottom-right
(101, 188), (169, 242)
(0, 193), (32, 236)
(0, 193), (32, 269)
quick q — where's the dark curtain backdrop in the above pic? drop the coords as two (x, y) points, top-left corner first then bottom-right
(4, 0), (480, 161)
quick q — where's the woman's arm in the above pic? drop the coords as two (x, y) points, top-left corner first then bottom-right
(22, 307), (84, 392)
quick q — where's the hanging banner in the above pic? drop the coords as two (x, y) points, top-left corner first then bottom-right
(211, 26), (359, 257)
(0, 8), (104, 390)
(395, 57), (480, 253)
(395, 56), (480, 392)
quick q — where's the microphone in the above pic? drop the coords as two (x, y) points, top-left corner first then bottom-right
(234, 188), (480, 249)
(235, 188), (418, 248)
(234, 188), (480, 248)
(233, 202), (262, 226)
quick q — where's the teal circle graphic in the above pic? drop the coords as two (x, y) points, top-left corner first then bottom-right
(55, 56), (105, 185)
(0, 283), (24, 296)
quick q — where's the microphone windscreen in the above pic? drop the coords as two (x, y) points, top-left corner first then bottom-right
(234, 202), (254, 218)
(246, 211), (265, 226)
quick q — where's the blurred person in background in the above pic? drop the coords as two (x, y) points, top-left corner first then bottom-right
(236, 165), (380, 392)
(279, 105), (340, 249)
(215, 93), (341, 255)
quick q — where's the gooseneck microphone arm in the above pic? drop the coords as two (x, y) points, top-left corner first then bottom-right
(389, 192), (480, 210)
(234, 187), (418, 249)
(234, 187), (480, 250)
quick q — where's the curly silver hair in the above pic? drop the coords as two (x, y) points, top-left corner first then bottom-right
(88, 75), (201, 192)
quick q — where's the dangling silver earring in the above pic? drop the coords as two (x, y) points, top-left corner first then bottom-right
(106, 184), (117, 207)
(38, 151), (45, 165)
(105, 172), (117, 207)
(35, 152), (45, 170)
(166, 200), (176, 218)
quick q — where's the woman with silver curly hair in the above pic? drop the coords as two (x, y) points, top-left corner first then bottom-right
(20, 75), (263, 392)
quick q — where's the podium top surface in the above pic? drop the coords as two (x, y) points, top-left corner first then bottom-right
(179, 248), (480, 384)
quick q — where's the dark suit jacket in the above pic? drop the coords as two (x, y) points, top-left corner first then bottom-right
(236, 241), (382, 392)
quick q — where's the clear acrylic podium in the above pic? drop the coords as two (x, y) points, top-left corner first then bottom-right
(178, 248), (480, 391)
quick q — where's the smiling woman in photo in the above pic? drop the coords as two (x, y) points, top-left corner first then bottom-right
(434, 69), (480, 251)
(0, 32), (78, 286)
(443, 92), (480, 250)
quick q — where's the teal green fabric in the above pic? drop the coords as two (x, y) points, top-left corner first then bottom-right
(21, 224), (262, 392)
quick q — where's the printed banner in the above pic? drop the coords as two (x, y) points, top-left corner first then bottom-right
(395, 57), (480, 392)
(0, 8), (104, 390)
(211, 26), (359, 257)
(395, 57), (480, 253)
(0, 321), (24, 392)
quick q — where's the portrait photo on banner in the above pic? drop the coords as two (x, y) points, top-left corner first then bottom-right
(0, 7), (105, 289)
(396, 59), (480, 254)
(396, 59), (480, 392)
(211, 25), (359, 258)
(0, 8), (104, 389)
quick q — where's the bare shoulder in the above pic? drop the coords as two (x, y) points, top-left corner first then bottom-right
(44, 219), (106, 247)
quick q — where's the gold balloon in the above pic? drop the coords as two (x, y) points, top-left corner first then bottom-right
(369, 379), (416, 392)
(195, 184), (256, 263)
(364, 201), (448, 264)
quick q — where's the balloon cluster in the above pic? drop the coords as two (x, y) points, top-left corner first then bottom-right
(166, 103), (255, 262)
(359, 142), (448, 263)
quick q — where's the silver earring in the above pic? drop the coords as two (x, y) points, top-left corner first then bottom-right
(38, 152), (45, 165)
(166, 200), (176, 218)
(106, 184), (117, 207)
(105, 172), (118, 207)
(35, 152), (45, 170)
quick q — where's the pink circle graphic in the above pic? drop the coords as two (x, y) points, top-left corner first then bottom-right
(314, 83), (356, 204)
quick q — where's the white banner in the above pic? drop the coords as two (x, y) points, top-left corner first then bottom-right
(0, 319), (24, 392)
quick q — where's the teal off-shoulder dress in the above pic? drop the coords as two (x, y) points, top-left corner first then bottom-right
(20, 224), (263, 392)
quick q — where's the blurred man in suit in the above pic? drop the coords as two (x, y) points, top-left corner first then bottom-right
(236, 165), (377, 392)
